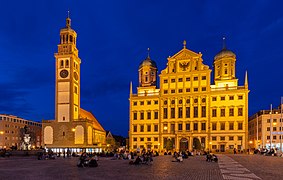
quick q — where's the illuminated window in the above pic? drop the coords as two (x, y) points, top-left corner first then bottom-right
(238, 108), (243, 116)
(212, 123), (217, 130)
(193, 107), (198, 118)
(186, 107), (190, 118)
(220, 122), (225, 130)
(186, 123), (190, 131)
(212, 109), (217, 117)
(140, 125), (144, 132)
(133, 112), (137, 120)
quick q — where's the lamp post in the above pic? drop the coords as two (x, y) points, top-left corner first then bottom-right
(209, 142), (212, 153)
(270, 104), (273, 150)
(249, 140), (253, 154)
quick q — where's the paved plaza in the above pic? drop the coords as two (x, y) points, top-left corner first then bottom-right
(0, 154), (283, 180)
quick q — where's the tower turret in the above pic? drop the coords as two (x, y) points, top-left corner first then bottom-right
(138, 48), (158, 87)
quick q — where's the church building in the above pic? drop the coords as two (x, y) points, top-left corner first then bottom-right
(42, 14), (106, 153)
(129, 40), (249, 153)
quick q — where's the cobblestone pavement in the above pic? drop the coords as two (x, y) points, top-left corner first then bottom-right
(0, 154), (282, 180)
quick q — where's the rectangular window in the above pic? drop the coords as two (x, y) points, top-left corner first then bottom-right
(186, 77), (190, 81)
(229, 122), (234, 130)
(221, 108), (225, 117)
(273, 127), (276, 131)
(133, 101), (137, 106)
(221, 96), (225, 101)
(229, 136), (234, 141)
(164, 79), (168, 83)
(273, 135), (277, 139)
(154, 112), (158, 119)
(186, 88), (190, 92)
(202, 76), (206, 80)
(193, 77), (198, 81)
(140, 101), (144, 105)
(193, 123), (198, 131)
(171, 108), (175, 118)
(238, 122), (243, 130)
(212, 136), (217, 141)
(171, 79), (175, 83)
(267, 127), (270, 131)
(267, 136), (270, 140)
(171, 89), (175, 94)
(212, 123), (217, 130)
(178, 78), (183, 82)
(238, 95), (243, 100)
(212, 97), (217, 101)
(147, 137), (151, 141)
(154, 100), (158, 105)
(147, 125), (151, 132)
(154, 137), (158, 141)
(140, 125), (144, 132)
(194, 107), (198, 118)
(178, 123), (183, 131)
(171, 124), (175, 133)
(201, 106), (206, 117)
(140, 138), (144, 142)
(202, 87), (206, 91)
(147, 112), (151, 120)
(140, 112), (144, 120)
(220, 136), (225, 141)
(229, 108), (234, 116)
(186, 123), (190, 131)
(186, 107), (190, 118)
(133, 112), (137, 120)
(238, 108), (243, 116)
(133, 125), (137, 132)
(194, 88), (198, 92)
(267, 119), (270, 123)
(178, 89), (183, 93)
(154, 125), (158, 132)
(220, 122), (225, 130)
(201, 123), (206, 131)
(212, 109), (217, 117)
(133, 137), (137, 141)
(164, 108), (168, 119)
(164, 90), (168, 94)
(178, 107), (183, 118)
(147, 101), (151, 105)
(229, 96), (234, 100)
(212, 145), (217, 149)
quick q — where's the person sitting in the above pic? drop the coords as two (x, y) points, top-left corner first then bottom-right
(206, 153), (212, 162)
(88, 156), (98, 167)
(134, 156), (142, 165)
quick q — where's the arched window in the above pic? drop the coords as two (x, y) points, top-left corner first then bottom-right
(60, 60), (64, 68)
(66, 60), (69, 67)
(70, 35), (73, 43)
(63, 116), (65, 121)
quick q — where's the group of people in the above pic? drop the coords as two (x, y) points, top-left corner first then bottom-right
(77, 152), (99, 167)
(130, 151), (154, 165)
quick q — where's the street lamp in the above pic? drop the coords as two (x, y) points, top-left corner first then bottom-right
(0, 131), (4, 135)
(209, 142), (212, 153)
(72, 128), (75, 132)
(249, 141), (253, 154)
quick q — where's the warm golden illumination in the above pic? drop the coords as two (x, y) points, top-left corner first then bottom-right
(273, 122), (277, 126)
(249, 141), (253, 144)
(129, 41), (249, 152)
(0, 131), (4, 135)
(72, 128), (76, 132)
(107, 144), (110, 147)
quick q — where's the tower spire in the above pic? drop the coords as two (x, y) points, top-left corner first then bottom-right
(147, 48), (150, 58)
(245, 70), (248, 88)
(222, 36), (226, 50)
(66, 10), (71, 28)
(130, 81), (133, 96)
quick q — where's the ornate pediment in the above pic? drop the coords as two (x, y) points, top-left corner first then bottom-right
(179, 61), (190, 71)
(172, 48), (200, 60)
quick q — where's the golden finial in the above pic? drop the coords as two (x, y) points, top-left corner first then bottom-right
(183, 40), (186, 49)
(66, 10), (71, 28)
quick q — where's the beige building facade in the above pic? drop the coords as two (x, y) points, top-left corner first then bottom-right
(249, 106), (283, 151)
(129, 41), (249, 153)
(42, 15), (106, 153)
(0, 114), (42, 149)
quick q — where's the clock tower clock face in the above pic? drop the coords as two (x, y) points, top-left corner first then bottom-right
(74, 72), (79, 81)
(60, 69), (69, 78)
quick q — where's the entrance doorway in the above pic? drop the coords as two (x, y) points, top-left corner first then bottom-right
(220, 145), (225, 152)
(179, 138), (188, 151)
(193, 138), (201, 150)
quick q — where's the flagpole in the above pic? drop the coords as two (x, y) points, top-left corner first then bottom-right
(256, 113), (258, 149)
(280, 97), (283, 153)
(270, 104), (273, 150)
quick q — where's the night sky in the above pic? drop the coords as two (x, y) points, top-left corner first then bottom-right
(0, 1), (282, 137)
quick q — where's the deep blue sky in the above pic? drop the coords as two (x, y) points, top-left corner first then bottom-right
(0, 1), (282, 137)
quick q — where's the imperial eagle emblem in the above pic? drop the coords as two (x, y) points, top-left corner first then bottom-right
(179, 62), (189, 71)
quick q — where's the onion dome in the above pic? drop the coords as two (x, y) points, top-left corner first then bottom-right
(138, 48), (157, 69)
(214, 37), (236, 61)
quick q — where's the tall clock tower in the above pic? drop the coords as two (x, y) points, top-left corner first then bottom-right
(55, 15), (81, 122)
